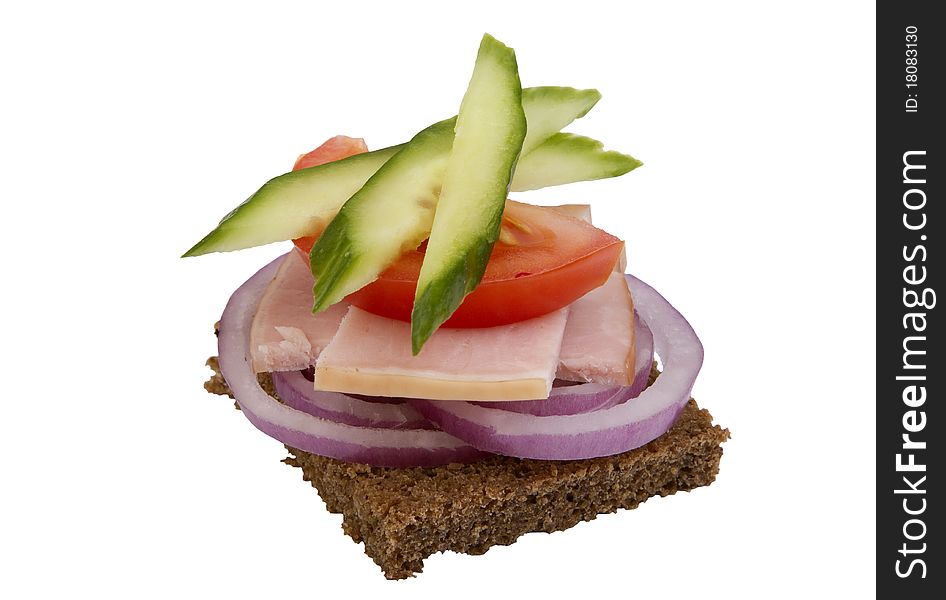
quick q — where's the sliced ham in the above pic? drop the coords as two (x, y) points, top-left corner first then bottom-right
(556, 271), (636, 386)
(249, 251), (349, 372)
(314, 307), (569, 401)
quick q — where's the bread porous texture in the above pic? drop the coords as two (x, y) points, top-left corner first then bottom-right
(204, 357), (729, 579)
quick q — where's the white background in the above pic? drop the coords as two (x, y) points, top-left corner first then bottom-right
(1, 1), (875, 598)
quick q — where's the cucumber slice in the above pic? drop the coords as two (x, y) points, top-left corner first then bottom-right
(182, 86), (600, 258)
(410, 35), (526, 353)
(512, 133), (642, 191)
(182, 145), (401, 257)
(520, 87), (599, 154)
(310, 87), (603, 313)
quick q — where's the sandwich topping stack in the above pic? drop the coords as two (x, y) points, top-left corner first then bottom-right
(186, 34), (729, 578)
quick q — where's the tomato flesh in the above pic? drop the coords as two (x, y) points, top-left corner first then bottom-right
(294, 200), (623, 327)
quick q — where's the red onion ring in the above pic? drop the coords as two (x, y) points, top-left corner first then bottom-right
(481, 313), (654, 416)
(271, 369), (435, 430)
(217, 255), (487, 467)
(409, 275), (702, 460)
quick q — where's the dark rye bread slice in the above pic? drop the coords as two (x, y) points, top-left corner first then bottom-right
(204, 356), (729, 579)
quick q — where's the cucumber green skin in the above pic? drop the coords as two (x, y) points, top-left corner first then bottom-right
(182, 86), (600, 258)
(411, 34), (526, 354)
(512, 133), (642, 191)
(308, 86), (602, 315)
(181, 145), (401, 257)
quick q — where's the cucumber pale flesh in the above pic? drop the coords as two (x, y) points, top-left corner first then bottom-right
(520, 87), (599, 154)
(512, 133), (642, 191)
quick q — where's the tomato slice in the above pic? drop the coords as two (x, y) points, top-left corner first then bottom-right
(294, 200), (623, 327)
(292, 135), (368, 170)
